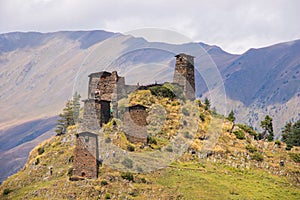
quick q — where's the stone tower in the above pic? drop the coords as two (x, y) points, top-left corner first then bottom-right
(173, 53), (195, 100)
(123, 104), (148, 143)
(82, 71), (126, 130)
(73, 132), (98, 179)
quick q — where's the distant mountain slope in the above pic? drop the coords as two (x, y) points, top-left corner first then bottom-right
(0, 30), (299, 184)
(0, 30), (115, 54)
(224, 40), (300, 106)
(0, 117), (57, 183)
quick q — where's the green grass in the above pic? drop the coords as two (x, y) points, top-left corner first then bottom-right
(153, 162), (300, 200)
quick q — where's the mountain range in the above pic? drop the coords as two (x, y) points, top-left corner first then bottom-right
(0, 30), (299, 183)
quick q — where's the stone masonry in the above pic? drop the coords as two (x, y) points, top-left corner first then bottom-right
(173, 53), (195, 100)
(82, 71), (126, 129)
(73, 132), (98, 179)
(123, 104), (148, 143)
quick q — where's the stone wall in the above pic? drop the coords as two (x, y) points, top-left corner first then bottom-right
(94, 71), (125, 102)
(123, 105), (148, 143)
(73, 132), (98, 179)
(81, 99), (100, 130)
(83, 71), (126, 129)
(88, 72), (111, 99)
(173, 53), (195, 100)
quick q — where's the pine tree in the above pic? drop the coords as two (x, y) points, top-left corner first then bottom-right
(55, 93), (81, 135)
(281, 120), (300, 150)
(260, 115), (274, 141)
(72, 92), (81, 123)
(282, 122), (292, 142)
(227, 110), (236, 123)
(204, 97), (210, 111)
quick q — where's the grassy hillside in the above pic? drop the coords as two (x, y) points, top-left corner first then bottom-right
(1, 89), (300, 199)
(1, 128), (299, 199)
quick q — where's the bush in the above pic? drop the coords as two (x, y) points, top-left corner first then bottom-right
(121, 172), (134, 181)
(136, 166), (143, 173)
(166, 145), (173, 152)
(147, 136), (157, 145)
(67, 167), (73, 177)
(196, 99), (202, 107)
(3, 188), (11, 195)
(149, 85), (175, 99)
(141, 177), (147, 183)
(237, 124), (258, 138)
(252, 152), (264, 162)
(101, 180), (108, 186)
(288, 153), (300, 163)
(127, 145), (135, 152)
(286, 143), (293, 150)
(105, 193), (111, 199)
(37, 147), (45, 155)
(35, 158), (40, 165)
(233, 130), (245, 140)
(184, 131), (193, 139)
(105, 137), (111, 143)
(122, 158), (133, 168)
(68, 155), (74, 163)
(199, 113), (205, 122)
(275, 140), (281, 146)
(246, 145), (257, 153)
(182, 107), (190, 116)
(163, 83), (184, 100)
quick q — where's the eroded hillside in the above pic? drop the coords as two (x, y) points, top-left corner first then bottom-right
(1, 89), (299, 199)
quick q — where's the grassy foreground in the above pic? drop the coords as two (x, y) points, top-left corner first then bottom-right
(0, 130), (299, 200)
(152, 161), (300, 199)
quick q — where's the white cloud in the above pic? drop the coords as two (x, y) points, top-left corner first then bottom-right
(0, 0), (300, 54)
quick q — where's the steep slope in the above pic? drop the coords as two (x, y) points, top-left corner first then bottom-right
(215, 40), (300, 135)
(0, 111), (299, 199)
(0, 117), (57, 183)
(224, 40), (300, 106)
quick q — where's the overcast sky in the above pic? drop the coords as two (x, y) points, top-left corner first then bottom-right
(1, 0), (300, 54)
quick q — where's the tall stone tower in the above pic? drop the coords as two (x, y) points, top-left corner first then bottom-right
(173, 53), (195, 100)
(73, 132), (98, 179)
(81, 71), (126, 130)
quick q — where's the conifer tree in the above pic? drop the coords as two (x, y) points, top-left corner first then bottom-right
(260, 115), (274, 141)
(72, 92), (81, 123)
(281, 120), (300, 150)
(55, 92), (81, 135)
(204, 97), (210, 111)
(227, 110), (236, 123)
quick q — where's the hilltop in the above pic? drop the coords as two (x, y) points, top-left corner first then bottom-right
(1, 88), (299, 199)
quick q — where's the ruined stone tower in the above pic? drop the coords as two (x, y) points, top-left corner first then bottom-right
(82, 71), (126, 130)
(73, 132), (98, 179)
(173, 53), (195, 100)
(123, 104), (148, 143)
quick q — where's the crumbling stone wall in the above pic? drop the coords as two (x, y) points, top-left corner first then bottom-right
(73, 132), (98, 179)
(83, 71), (126, 129)
(94, 71), (122, 101)
(173, 53), (195, 100)
(123, 105), (148, 143)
